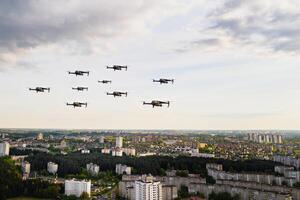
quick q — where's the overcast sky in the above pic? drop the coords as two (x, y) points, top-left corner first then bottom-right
(0, 0), (300, 130)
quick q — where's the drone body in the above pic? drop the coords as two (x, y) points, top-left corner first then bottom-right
(107, 65), (127, 71)
(107, 91), (128, 97)
(68, 70), (90, 76)
(98, 80), (112, 84)
(153, 78), (174, 84)
(72, 87), (88, 91)
(29, 87), (50, 93)
(143, 100), (170, 108)
(66, 102), (88, 108)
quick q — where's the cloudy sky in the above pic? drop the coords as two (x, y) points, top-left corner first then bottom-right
(0, 0), (300, 130)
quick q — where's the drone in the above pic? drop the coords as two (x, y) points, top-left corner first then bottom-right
(98, 80), (112, 84)
(106, 65), (127, 71)
(29, 87), (50, 93)
(153, 78), (174, 84)
(107, 91), (128, 97)
(66, 102), (88, 108)
(143, 100), (170, 108)
(72, 87), (88, 91)
(68, 70), (90, 76)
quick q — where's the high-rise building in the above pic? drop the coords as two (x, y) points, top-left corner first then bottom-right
(47, 162), (58, 174)
(116, 164), (132, 175)
(135, 175), (162, 200)
(247, 133), (283, 144)
(0, 142), (10, 157)
(65, 179), (91, 197)
(22, 161), (31, 174)
(112, 148), (123, 157)
(86, 163), (99, 176)
(116, 136), (123, 148)
(99, 136), (105, 143)
(123, 148), (136, 156)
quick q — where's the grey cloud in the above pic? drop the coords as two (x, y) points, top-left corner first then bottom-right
(174, 38), (222, 53)
(0, 0), (170, 66)
(177, 0), (300, 54)
(211, 0), (300, 53)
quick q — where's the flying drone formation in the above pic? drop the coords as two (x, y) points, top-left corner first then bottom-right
(29, 65), (174, 109)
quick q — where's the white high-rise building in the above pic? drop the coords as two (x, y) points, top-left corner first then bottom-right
(86, 163), (99, 176)
(116, 136), (123, 148)
(22, 161), (31, 174)
(99, 136), (105, 143)
(135, 175), (162, 200)
(247, 133), (283, 144)
(0, 142), (10, 157)
(47, 162), (58, 174)
(116, 164), (132, 175)
(123, 148), (136, 156)
(65, 179), (91, 197)
(112, 148), (123, 157)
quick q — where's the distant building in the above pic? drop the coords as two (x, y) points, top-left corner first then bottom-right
(65, 179), (91, 197)
(0, 142), (10, 157)
(116, 164), (132, 175)
(135, 175), (162, 200)
(112, 148), (123, 157)
(60, 140), (67, 148)
(101, 148), (111, 154)
(86, 163), (99, 176)
(47, 162), (58, 174)
(81, 149), (90, 154)
(247, 133), (283, 144)
(123, 148), (136, 156)
(36, 133), (44, 140)
(22, 161), (30, 179)
(206, 163), (223, 171)
(116, 136), (123, 148)
(22, 161), (31, 174)
(99, 136), (105, 143)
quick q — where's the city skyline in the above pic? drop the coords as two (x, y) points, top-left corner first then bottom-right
(0, 0), (300, 129)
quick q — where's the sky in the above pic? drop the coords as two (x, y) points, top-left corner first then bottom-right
(0, 0), (300, 130)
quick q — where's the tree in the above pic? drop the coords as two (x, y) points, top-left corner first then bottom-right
(178, 185), (189, 198)
(0, 157), (23, 199)
(80, 192), (90, 200)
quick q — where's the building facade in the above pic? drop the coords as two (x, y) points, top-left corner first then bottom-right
(65, 179), (91, 197)
(0, 142), (9, 157)
(47, 162), (58, 174)
(135, 175), (162, 200)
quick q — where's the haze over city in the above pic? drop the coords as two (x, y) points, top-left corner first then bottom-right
(0, 0), (300, 130)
